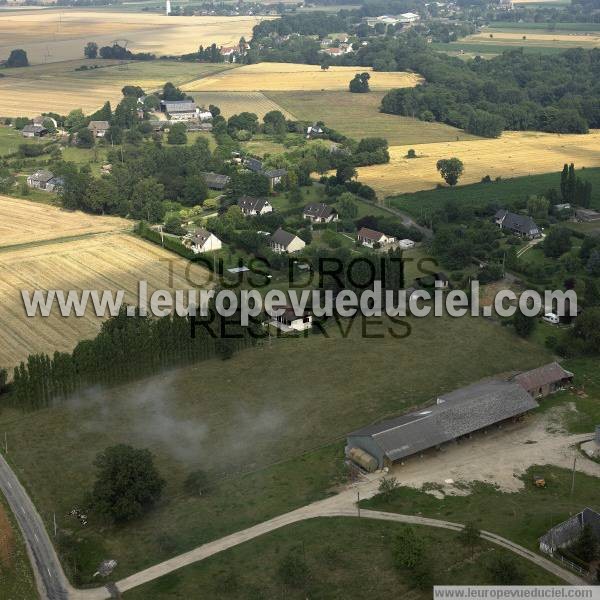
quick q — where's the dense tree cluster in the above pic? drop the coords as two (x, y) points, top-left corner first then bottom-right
(381, 44), (600, 136)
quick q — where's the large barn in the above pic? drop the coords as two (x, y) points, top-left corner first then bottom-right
(346, 380), (538, 471)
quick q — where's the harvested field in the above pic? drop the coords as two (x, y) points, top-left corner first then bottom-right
(356, 130), (600, 197)
(467, 29), (600, 48)
(0, 60), (235, 117)
(187, 91), (294, 119)
(0, 231), (211, 369)
(182, 62), (422, 91)
(0, 10), (268, 64)
(0, 195), (130, 248)
(267, 90), (478, 145)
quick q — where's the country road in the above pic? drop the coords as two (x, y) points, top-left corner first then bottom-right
(0, 453), (587, 599)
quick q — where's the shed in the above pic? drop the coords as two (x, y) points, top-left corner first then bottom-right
(514, 362), (573, 398)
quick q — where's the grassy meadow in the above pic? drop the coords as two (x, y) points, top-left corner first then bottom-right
(267, 90), (478, 146)
(0, 314), (551, 584)
(122, 518), (560, 600)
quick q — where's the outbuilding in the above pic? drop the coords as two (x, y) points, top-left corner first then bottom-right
(514, 362), (573, 398)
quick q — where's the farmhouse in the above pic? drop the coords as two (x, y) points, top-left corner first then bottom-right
(22, 124), (47, 138)
(514, 362), (573, 398)
(494, 210), (541, 239)
(263, 168), (287, 190)
(201, 172), (230, 190)
(88, 121), (110, 138)
(357, 227), (395, 248)
(32, 115), (58, 129)
(303, 203), (338, 224)
(539, 508), (600, 555)
(182, 229), (222, 254)
(238, 196), (273, 217)
(346, 379), (538, 470)
(26, 170), (61, 191)
(269, 228), (306, 254)
(271, 307), (313, 332)
(160, 100), (198, 121)
(244, 157), (263, 173)
(307, 123), (324, 138)
(575, 208), (600, 223)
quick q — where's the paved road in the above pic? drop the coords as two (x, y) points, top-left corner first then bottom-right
(0, 452), (70, 600)
(0, 454), (587, 599)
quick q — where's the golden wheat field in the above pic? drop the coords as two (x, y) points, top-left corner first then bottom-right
(0, 229), (211, 369)
(469, 30), (600, 47)
(0, 195), (130, 247)
(0, 10), (268, 64)
(0, 59), (236, 117)
(356, 130), (600, 197)
(183, 63), (423, 92)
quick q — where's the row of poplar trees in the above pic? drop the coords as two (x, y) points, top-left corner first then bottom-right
(7, 308), (258, 410)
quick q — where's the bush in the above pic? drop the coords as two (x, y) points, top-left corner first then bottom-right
(183, 470), (210, 497)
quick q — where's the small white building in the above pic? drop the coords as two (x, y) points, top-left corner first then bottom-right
(238, 196), (273, 217)
(269, 228), (306, 254)
(357, 227), (395, 248)
(303, 203), (338, 224)
(272, 307), (313, 332)
(398, 239), (415, 249)
(183, 229), (222, 254)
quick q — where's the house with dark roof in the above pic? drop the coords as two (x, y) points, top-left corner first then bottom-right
(269, 228), (306, 254)
(160, 100), (198, 121)
(22, 124), (48, 138)
(182, 229), (222, 254)
(237, 196), (273, 217)
(263, 168), (287, 189)
(201, 172), (230, 191)
(26, 170), (57, 190)
(514, 362), (573, 398)
(575, 208), (600, 223)
(494, 210), (541, 239)
(244, 157), (263, 173)
(271, 307), (313, 332)
(357, 227), (395, 248)
(303, 202), (338, 224)
(346, 379), (538, 469)
(539, 508), (600, 556)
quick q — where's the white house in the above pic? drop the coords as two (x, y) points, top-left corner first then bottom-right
(269, 228), (306, 254)
(183, 229), (222, 254)
(237, 196), (273, 217)
(272, 307), (313, 332)
(198, 110), (213, 122)
(303, 203), (338, 224)
(357, 227), (395, 248)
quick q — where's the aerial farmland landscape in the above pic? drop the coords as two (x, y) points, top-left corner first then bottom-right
(0, 0), (599, 598)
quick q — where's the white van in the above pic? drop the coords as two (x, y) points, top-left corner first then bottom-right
(542, 313), (560, 325)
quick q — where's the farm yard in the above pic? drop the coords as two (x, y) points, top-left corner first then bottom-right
(181, 63), (422, 92)
(267, 90), (479, 146)
(0, 197), (211, 368)
(356, 130), (600, 197)
(0, 10), (268, 65)
(0, 313), (550, 583)
(0, 60), (236, 117)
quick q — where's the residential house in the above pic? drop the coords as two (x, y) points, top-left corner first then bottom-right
(201, 172), (231, 191)
(244, 157), (263, 173)
(303, 203), (338, 224)
(22, 124), (48, 138)
(269, 228), (306, 254)
(87, 121), (110, 138)
(237, 196), (273, 217)
(494, 210), (541, 239)
(357, 227), (395, 248)
(272, 307), (313, 332)
(306, 123), (323, 138)
(32, 115), (58, 129)
(198, 109), (213, 122)
(263, 168), (287, 190)
(182, 229), (222, 254)
(576, 208), (600, 223)
(160, 100), (198, 121)
(26, 170), (55, 190)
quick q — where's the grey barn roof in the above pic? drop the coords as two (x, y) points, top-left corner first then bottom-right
(514, 362), (573, 393)
(349, 380), (538, 463)
(539, 508), (600, 550)
(496, 210), (539, 235)
(161, 100), (196, 112)
(201, 172), (230, 189)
